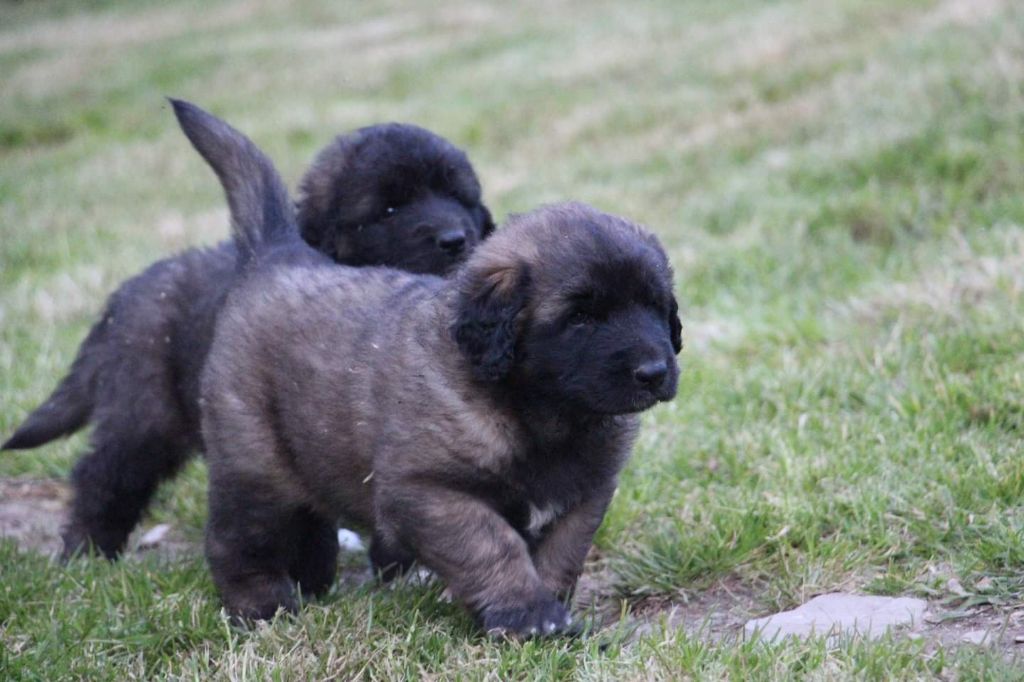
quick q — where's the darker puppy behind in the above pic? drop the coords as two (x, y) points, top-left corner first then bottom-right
(2, 116), (493, 560)
(175, 101), (683, 637)
(299, 123), (493, 275)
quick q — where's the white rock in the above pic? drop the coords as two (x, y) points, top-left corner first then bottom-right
(744, 593), (928, 643)
(337, 528), (365, 552)
(409, 567), (434, 585)
(137, 523), (171, 549)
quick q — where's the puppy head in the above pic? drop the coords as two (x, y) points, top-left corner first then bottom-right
(297, 123), (494, 275)
(453, 202), (682, 415)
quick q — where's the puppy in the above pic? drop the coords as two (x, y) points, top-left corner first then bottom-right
(2, 118), (494, 561)
(174, 100), (683, 637)
(299, 123), (492, 274)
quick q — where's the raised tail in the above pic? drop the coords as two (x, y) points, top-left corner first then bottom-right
(169, 99), (299, 266)
(3, 355), (93, 450)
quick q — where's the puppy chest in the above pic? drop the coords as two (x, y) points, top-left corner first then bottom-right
(499, 445), (617, 544)
(501, 498), (564, 547)
(499, 464), (588, 542)
(526, 501), (562, 536)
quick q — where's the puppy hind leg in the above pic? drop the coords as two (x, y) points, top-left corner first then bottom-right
(288, 508), (338, 600)
(205, 477), (300, 622)
(62, 430), (192, 560)
(369, 530), (415, 582)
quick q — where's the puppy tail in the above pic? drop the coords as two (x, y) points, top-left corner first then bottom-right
(3, 358), (93, 451)
(169, 98), (299, 266)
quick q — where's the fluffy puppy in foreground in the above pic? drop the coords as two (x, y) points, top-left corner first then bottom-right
(2, 117), (493, 561)
(175, 100), (683, 637)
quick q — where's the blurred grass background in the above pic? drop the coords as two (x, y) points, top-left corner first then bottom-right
(1, 0), (1023, 678)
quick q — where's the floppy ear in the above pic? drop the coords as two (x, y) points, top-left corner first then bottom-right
(478, 205), (497, 240)
(296, 174), (335, 253)
(296, 135), (357, 261)
(298, 213), (353, 262)
(297, 203), (325, 249)
(453, 264), (529, 381)
(669, 295), (683, 354)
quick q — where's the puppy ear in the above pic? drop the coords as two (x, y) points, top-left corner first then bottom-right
(296, 135), (356, 261)
(296, 202), (324, 249)
(297, 200), (356, 263)
(669, 295), (683, 354)
(296, 175), (333, 253)
(453, 264), (530, 381)
(478, 205), (497, 239)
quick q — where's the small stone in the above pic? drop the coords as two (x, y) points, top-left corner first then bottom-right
(336, 528), (365, 552)
(1014, 634), (1024, 644)
(744, 593), (928, 642)
(137, 523), (171, 550)
(975, 577), (994, 592)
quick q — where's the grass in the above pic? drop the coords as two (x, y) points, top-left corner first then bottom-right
(2, 0), (1023, 678)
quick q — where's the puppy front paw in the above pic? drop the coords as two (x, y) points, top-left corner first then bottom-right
(481, 596), (575, 639)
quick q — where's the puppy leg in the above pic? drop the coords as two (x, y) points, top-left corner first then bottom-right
(288, 508), (338, 600)
(62, 428), (192, 560)
(388, 486), (573, 638)
(368, 529), (415, 582)
(531, 489), (615, 600)
(205, 476), (299, 622)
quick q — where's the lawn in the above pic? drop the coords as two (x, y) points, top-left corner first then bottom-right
(1, 0), (1023, 678)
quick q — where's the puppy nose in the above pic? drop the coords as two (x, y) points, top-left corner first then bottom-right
(634, 360), (668, 388)
(436, 229), (466, 254)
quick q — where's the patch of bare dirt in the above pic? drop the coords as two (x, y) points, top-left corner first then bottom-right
(922, 603), (1024, 657)
(572, 566), (760, 643)
(575, 560), (1024, 659)
(0, 477), (196, 561)
(0, 477), (69, 558)
(616, 579), (1024, 659)
(627, 578), (761, 643)
(0, 477), (377, 593)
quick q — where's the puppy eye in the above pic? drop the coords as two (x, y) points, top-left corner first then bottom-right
(384, 206), (397, 216)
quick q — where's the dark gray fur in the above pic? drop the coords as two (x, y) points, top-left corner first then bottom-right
(3, 104), (493, 560)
